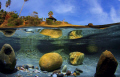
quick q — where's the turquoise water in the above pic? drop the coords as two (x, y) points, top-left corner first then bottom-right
(0, 25), (120, 77)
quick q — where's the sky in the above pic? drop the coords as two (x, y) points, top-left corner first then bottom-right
(0, 0), (120, 25)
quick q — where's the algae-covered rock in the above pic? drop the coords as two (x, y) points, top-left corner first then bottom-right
(40, 29), (62, 38)
(0, 44), (16, 72)
(39, 52), (63, 71)
(69, 51), (84, 65)
(69, 30), (83, 39)
(96, 50), (118, 76)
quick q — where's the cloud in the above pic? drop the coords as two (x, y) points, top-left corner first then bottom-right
(53, 4), (75, 13)
(110, 7), (120, 22)
(85, 0), (120, 24)
(52, 0), (75, 14)
(86, 0), (110, 24)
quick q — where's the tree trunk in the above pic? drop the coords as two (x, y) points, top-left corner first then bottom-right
(19, 1), (25, 18)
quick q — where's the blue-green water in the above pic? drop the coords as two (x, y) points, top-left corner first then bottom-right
(0, 25), (120, 77)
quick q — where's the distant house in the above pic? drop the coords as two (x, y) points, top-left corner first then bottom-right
(47, 16), (57, 22)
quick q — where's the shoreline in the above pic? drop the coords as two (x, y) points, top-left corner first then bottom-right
(0, 22), (120, 29)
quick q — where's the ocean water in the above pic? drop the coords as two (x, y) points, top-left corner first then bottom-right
(0, 25), (120, 77)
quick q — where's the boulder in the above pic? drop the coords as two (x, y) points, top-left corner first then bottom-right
(95, 50), (118, 76)
(40, 29), (62, 38)
(68, 30), (83, 39)
(88, 23), (93, 27)
(0, 44), (16, 72)
(39, 52), (63, 71)
(69, 52), (84, 65)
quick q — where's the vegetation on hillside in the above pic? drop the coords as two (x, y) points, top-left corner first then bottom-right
(0, 9), (69, 27)
(0, 9), (7, 25)
(0, 0), (69, 27)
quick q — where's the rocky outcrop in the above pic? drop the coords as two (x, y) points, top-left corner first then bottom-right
(0, 44), (16, 72)
(69, 52), (84, 65)
(39, 52), (63, 71)
(95, 50), (118, 77)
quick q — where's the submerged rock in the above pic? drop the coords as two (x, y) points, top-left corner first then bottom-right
(95, 50), (118, 76)
(68, 30), (83, 39)
(62, 65), (67, 72)
(69, 52), (84, 65)
(57, 73), (64, 77)
(40, 29), (62, 38)
(53, 70), (61, 74)
(75, 68), (83, 73)
(39, 52), (63, 71)
(0, 44), (16, 72)
(65, 70), (71, 76)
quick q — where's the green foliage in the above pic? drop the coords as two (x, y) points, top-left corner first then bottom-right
(0, 9), (7, 25)
(65, 22), (68, 24)
(39, 18), (43, 21)
(0, 9), (4, 12)
(8, 17), (14, 23)
(46, 18), (53, 25)
(48, 11), (53, 17)
(8, 18), (23, 26)
(11, 13), (18, 18)
(24, 16), (31, 20)
(23, 16), (41, 26)
(0, 2), (1, 9)
(53, 21), (62, 25)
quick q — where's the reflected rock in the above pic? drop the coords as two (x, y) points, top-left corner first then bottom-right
(0, 29), (16, 37)
(39, 52), (63, 71)
(40, 29), (62, 38)
(95, 50), (118, 77)
(69, 51), (84, 65)
(0, 44), (16, 72)
(69, 30), (83, 39)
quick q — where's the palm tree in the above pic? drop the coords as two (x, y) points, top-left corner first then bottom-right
(8, 0), (11, 9)
(19, 0), (28, 17)
(0, 2), (1, 9)
(48, 11), (53, 18)
(5, 1), (8, 10)
(5, 0), (11, 10)
(32, 11), (38, 17)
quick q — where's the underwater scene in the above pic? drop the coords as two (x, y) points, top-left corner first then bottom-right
(0, 24), (120, 77)
(0, 0), (120, 77)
